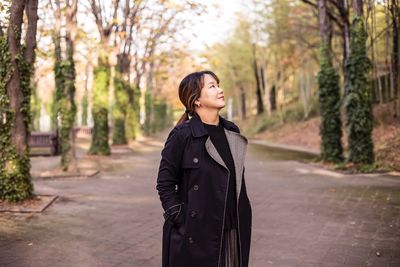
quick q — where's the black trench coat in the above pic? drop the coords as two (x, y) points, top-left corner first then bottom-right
(156, 112), (252, 267)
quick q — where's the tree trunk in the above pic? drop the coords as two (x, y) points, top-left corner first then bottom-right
(240, 86), (246, 120)
(385, 1), (392, 105)
(317, 0), (344, 163)
(24, 0), (38, 65)
(145, 60), (155, 134)
(112, 54), (130, 145)
(1, 0), (38, 201)
(88, 0), (121, 155)
(390, 0), (399, 117)
(89, 52), (111, 155)
(81, 62), (90, 126)
(344, 0), (374, 164)
(299, 69), (309, 118)
(270, 84), (277, 111)
(343, 2), (351, 72)
(353, 0), (363, 16)
(7, 1), (26, 156)
(261, 62), (271, 116)
(63, 0), (78, 171)
(252, 44), (264, 115)
(368, 0), (380, 104)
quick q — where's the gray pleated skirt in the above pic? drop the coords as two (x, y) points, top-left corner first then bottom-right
(219, 228), (240, 267)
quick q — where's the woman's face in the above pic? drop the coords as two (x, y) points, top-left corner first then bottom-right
(195, 74), (225, 110)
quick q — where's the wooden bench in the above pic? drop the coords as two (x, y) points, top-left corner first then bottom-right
(30, 127), (93, 156)
(30, 132), (59, 156)
(73, 126), (93, 138)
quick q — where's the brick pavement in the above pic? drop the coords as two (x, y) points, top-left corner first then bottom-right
(0, 134), (399, 267)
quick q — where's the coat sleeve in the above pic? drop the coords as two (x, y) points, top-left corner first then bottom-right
(156, 127), (185, 221)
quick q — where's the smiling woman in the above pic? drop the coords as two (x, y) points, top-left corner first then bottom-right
(177, 70), (225, 125)
(156, 71), (252, 267)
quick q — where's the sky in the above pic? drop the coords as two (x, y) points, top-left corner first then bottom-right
(188, 0), (243, 52)
(0, 0), (243, 53)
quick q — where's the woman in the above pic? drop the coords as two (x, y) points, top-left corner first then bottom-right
(156, 70), (252, 267)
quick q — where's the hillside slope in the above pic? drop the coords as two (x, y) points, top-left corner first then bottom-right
(248, 105), (400, 171)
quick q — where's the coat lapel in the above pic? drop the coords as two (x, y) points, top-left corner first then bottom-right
(204, 129), (248, 199)
(205, 136), (226, 170)
(189, 112), (248, 199)
(224, 129), (248, 198)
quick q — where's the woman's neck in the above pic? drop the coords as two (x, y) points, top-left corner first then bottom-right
(195, 109), (220, 125)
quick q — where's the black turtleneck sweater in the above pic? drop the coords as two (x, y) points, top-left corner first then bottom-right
(203, 121), (238, 230)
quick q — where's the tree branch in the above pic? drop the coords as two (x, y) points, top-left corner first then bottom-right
(301, 0), (344, 29)
(90, 0), (104, 37)
(328, 0), (349, 29)
(103, 0), (120, 36)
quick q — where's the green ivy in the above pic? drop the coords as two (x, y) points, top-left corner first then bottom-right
(125, 87), (141, 140)
(81, 88), (88, 126)
(112, 70), (129, 145)
(65, 47), (77, 169)
(50, 89), (58, 131)
(344, 16), (374, 164)
(144, 91), (153, 135)
(153, 98), (168, 132)
(54, 56), (77, 170)
(143, 91), (173, 135)
(317, 44), (344, 163)
(89, 57), (110, 155)
(0, 36), (34, 202)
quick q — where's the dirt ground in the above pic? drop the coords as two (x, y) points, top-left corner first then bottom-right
(253, 104), (400, 171)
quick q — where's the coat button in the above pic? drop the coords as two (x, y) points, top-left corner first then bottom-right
(193, 185), (199, 191)
(193, 157), (199, 163)
(188, 237), (194, 244)
(190, 210), (196, 217)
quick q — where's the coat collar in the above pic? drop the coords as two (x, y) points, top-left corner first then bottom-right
(189, 112), (239, 138)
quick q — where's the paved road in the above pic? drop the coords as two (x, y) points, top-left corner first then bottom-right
(0, 132), (399, 267)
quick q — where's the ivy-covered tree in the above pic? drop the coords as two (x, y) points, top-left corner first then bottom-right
(62, 0), (78, 170)
(89, 57), (111, 155)
(125, 87), (141, 140)
(344, 0), (374, 164)
(0, 0), (38, 201)
(143, 91), (153, 136)
(112, 68), (129, 145)
(88, 0), (121, 155)
(317, 0), (343, 163)
(50, 0), (78, 171)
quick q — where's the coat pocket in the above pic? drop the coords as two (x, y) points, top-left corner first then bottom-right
(169, 213), (187, 267)
(182, 151), (202, 169)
